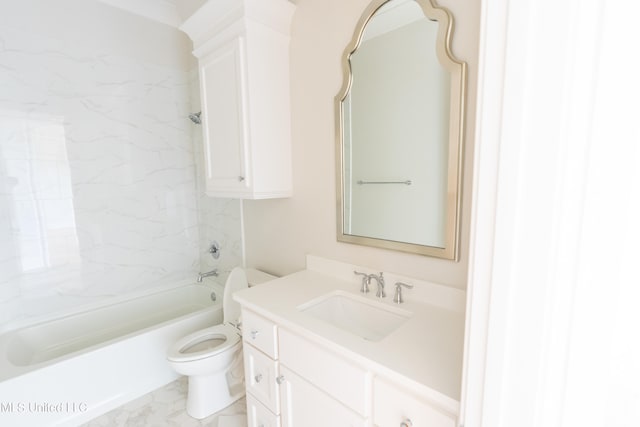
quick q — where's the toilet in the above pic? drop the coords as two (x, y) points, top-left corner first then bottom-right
(167, 267), (274, 419)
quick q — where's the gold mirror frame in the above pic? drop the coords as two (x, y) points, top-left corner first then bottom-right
(335, 0), (467, 260)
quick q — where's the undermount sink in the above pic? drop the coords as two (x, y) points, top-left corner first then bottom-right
(298, 291), (412, 341)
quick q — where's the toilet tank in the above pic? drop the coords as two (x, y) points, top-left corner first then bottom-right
(245, 268), (277, 287)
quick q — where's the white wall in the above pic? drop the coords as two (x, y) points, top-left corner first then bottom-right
(461, 0), (640, 425)
(243, 0), (479, 289)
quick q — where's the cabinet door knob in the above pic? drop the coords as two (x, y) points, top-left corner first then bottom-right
(254, 373), (263, 383)
(238, 176), (245, 182)
(250, 330), (259, 339)
(276, 375), (285, 385)
(400, 418), (413, 427)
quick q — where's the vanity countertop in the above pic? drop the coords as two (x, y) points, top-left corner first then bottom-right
(233, 268), (465, 412)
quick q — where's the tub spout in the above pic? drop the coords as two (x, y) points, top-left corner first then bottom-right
(197, 269), (218, 282)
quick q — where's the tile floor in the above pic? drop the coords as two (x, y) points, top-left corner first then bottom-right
(82, 378), (247, 427)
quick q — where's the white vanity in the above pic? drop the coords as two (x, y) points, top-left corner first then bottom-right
(234, 256), (465, 427)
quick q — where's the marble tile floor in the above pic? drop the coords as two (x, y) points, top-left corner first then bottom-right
(82, 378), (247, 427)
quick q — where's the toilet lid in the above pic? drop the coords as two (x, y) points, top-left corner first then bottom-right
(167, 324), (240, 362)
(223, 267), (248, 324)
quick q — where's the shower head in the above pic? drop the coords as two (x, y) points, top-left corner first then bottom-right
(188, 111), (201, 124)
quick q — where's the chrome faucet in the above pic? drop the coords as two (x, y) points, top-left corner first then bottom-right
(197, 269), (218, 282)
(368, 272), (386, 298)
(354, 270), (370, 293)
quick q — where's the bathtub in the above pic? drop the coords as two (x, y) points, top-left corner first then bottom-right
(0, 281), (223, 427)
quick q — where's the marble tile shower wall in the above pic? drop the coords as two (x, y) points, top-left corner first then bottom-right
(0, 4), (242, 331)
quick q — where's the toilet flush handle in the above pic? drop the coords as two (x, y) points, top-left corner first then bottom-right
(250, 330), (260, 340)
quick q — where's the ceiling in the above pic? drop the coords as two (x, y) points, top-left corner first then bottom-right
(98, 0), (298, 29)
(98, 0), (207, 28)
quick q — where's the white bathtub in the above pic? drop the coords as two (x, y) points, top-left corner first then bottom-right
(0, 281), (223, 427)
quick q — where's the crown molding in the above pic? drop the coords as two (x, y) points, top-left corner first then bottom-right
(180, 0), (295, 57)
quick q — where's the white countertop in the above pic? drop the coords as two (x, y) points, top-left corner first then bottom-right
(233, 268), (465, 412)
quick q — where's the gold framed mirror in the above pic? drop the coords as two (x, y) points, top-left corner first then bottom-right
(335, 0), (466, 260)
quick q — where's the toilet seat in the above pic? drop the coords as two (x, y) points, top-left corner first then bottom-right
(167, 323), (240, 363)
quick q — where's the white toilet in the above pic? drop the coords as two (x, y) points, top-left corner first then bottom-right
(167, 267), (271, 419)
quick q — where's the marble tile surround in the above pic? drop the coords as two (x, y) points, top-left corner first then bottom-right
(82, 378), (247, 427)
(0, 0), (244, 331)
(189, 70), (243, 287)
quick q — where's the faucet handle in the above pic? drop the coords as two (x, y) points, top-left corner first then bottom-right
(393, 282), (413, 304)
(353, 270), (370, 293)
(373, 272), (386, 298)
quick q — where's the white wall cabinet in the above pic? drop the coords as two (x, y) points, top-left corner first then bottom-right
(240, 307), (458, 427)
(180, 0), (294, 199)
(198, 38), (249, 196)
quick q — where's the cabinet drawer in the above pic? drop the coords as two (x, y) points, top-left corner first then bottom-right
(247, 392), (280, 427)
(243, 309), (278, 359)
(279, 328), (370, 416)
(244, 344), (280, 414)
(373, 377), (457, 427)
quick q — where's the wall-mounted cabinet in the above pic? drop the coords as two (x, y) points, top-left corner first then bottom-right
(181, 0), (294, 199)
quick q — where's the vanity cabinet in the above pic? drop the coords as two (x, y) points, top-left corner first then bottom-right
(241, 307), (458, 427)
(180, 0), (294, 199)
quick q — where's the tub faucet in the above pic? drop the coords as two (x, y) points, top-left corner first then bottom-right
(368, 272), (386, 298)
(197, 269), (218, 282)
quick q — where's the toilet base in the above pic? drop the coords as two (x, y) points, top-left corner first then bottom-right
(185, 359), (245, 419)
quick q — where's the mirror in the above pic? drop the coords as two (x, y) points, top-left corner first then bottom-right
(335, 0), (466, 259)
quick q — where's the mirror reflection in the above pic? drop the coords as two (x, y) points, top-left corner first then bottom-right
(336, 0), (466, 259)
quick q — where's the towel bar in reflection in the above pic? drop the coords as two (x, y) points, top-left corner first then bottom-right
(356, 180), (412, 185)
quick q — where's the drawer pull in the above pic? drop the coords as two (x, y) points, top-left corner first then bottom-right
(276, 375), (285, 385)
(400, 419), (413, 427)
(250, 329), (260, 339)
(254, 373), (263, 383)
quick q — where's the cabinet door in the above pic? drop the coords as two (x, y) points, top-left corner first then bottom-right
(279, 366), (368, 427)
(279, 328), (369, 415)
(199, 37), (250, 195)
(373, 377), (457, 427)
